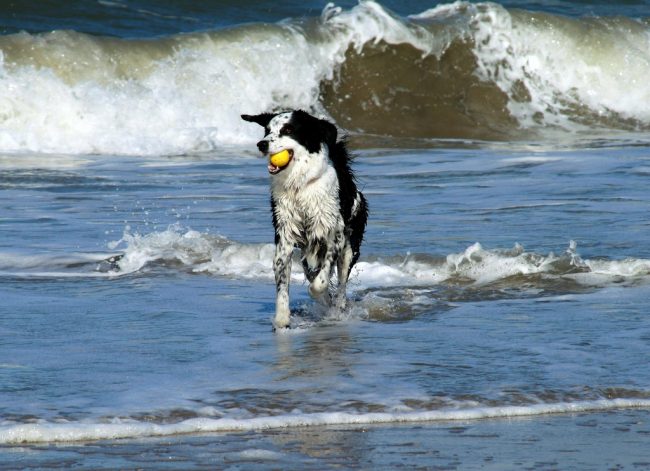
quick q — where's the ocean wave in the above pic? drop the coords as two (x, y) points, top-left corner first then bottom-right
(3, 226), (649, 295)
(0, 2), (649, 155)
(109, 227), (650, 289)
(324, 2), (650, 140)
(2, 397), (649, 444)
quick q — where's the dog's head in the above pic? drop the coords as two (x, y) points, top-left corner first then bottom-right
(242, 110), (337, 180)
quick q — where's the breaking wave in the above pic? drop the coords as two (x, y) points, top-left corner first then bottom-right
(2, 397), (650, 444)
(109, 227), (650, 289)
(0, 1), (649, 155)
(2, 225), (649, 298)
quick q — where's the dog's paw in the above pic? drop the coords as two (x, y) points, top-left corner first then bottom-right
(272, 322), (291, 332)
(272, 324), (291, 333)
(308, 274), (329, 298)
(273, 308), (291, 330)
(334, 294), (348, 311)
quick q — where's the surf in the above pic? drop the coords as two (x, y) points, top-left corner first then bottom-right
(2, 396), (650, 444)
(0, 2), (649, 155)
(2, 225), (649, 301)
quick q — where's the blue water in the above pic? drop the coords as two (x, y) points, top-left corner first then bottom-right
(2, 0), (649, 37)
(1, 1), (650, 469)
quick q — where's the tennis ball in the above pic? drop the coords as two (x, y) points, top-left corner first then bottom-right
(270, 149), (291, 168)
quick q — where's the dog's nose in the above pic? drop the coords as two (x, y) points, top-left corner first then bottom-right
(257, 140), (269, 153)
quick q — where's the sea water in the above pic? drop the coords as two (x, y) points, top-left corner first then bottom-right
(1, 1), (650, 469)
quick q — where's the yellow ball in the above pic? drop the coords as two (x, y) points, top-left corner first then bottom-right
(270, 149), (291, 168)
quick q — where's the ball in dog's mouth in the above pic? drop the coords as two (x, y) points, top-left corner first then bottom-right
(268, 149), (293, 174)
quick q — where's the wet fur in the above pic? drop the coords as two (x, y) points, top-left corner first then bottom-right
(242, 110), (368, 329)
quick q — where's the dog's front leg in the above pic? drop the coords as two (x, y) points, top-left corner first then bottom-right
(273, 240), (293, 329)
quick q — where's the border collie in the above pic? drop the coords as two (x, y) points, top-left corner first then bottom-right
(242, 110), (368, 329)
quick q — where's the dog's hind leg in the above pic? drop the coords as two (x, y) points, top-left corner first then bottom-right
(308, 265), (332, 301)
(334, 243), (353, 310)
(335, 193), (368, 310)
(273, 241), (293, 329)
(308, 228), (342, 303)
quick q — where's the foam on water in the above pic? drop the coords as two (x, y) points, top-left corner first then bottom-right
(412, 2), (650, 130)
(109, 226), (650, 288)
(2, 398), (649, 444)
(0, 2), (649, 154)
(0, 2), (434, 155)
(4, 225), (648, 290)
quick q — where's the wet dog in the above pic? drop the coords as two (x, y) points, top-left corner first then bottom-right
(242, 110), (368, 329)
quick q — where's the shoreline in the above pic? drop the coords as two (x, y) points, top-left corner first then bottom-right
(3, 398), (650, 446)
(3, 409), (650, 469)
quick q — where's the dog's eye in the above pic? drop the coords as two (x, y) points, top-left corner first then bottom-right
(279, 125), (294, 136)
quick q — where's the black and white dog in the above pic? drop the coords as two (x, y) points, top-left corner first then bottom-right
(242, 110), (368, 329)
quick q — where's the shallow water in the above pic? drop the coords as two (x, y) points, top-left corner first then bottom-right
(2, 0), (650, 468)
(2, 144), (650, 468)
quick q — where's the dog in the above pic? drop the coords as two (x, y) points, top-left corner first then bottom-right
(242, 110), (368, 329)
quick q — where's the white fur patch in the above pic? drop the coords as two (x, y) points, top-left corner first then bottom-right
(271, 159), (341, 246)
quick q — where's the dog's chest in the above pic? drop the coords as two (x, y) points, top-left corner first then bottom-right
(272, 170), (341, 245)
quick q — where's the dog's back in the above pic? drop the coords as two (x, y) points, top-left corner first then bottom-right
(329, 139), (368, 274)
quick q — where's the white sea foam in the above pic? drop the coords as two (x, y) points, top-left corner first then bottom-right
(0, 2), (648, 155)
(0, 2), (435, 156)
(4, 226), (648, 289)
(411, 2), (650, 130)
(1, 398), (649, 444)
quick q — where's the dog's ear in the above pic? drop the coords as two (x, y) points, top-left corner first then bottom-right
(319, 118), (338, 148)
(241, 113), (274, 128)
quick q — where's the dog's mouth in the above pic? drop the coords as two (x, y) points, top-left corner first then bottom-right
(267, 149), (294, 175)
